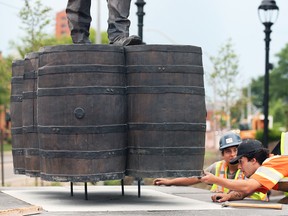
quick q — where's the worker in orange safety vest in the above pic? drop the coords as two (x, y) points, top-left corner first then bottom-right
(201, 139), (288, 204)
(153, 132), (267, 201)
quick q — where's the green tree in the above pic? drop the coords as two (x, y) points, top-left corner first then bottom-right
(250, 43), (288, 129)
(250, 76), (264, 109)
(10, 0), (52, 58)
(10, 0), (109, 57)
(0, 56), (13, 106)
(209, 38), (240, 129)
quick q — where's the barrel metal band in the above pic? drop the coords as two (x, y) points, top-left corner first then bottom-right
(10, 95), (23, 102)
(126, 170), (202, 178)
(128, 147), (205, 156)
(26, 148), (39, 156)
(12, 60), (24, 66)
(126, 65), (203, 74)
(39, 44), (125, 53)
(37, 87), (126, 96)
(126, 86), (205, 95)
(24, 71), (37, 79)
(11, 77), (23, 84)
(38, 65), (126, 76)
(128, 123), (206, 131)
(125, 45), (202, 54)
(11, 127), (23, 134)
(23, 126), (38, 133)
(23, 92), (36, 99)
(40, 172), (125, 182)
(37, 124), (127, 134)
(12, 149), (25, 156)
(40, 148), (127, 159)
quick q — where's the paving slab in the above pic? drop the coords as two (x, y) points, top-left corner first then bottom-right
(2, 186), (222, 212)
(1, 186), (287, 216)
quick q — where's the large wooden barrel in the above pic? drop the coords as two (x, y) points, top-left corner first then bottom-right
(11, 59), (25, 174)
(125, 45), (206, 178)
(37, 45), (127, 182)
(22, 52), (40, 177)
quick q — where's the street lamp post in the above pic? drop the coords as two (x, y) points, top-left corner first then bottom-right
(258, 0), (279, 148)
(135, 0), (146, 42)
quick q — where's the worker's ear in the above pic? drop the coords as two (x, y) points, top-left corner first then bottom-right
(250, 157), (258, 164)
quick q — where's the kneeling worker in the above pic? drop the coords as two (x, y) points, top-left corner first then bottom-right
(201, 139), (287, 203)
(153, 132), (267, 201)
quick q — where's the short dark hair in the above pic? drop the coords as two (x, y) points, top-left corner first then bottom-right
(245, 148), (269, 165)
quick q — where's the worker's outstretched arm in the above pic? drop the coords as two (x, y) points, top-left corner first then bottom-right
(201, 171), (261, 194)
(154, 177), (201, 186)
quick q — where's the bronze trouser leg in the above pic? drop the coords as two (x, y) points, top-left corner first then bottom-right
(107, 0), (132, 43)
(66, 0), (92, 43)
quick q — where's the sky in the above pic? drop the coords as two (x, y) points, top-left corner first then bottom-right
(0, 0), (287, 100)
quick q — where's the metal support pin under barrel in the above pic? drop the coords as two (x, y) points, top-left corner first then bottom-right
(69, 180), (126, 200)
(137, 178), (142, 198)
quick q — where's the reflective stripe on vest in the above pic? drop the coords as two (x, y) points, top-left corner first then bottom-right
(280, 132), (288, 155)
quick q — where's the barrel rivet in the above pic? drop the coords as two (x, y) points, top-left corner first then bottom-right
(74, 107), (85, 119)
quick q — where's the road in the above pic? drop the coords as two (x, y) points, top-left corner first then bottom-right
(0, 151), (39, 187)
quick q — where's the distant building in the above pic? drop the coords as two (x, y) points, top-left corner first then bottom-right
(0, 105), (10, 139)
(55, 10), (70, 38)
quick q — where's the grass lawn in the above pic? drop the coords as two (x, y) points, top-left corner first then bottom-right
(1, 143), (12, 152)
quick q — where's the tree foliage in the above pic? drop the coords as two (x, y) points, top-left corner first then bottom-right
(10, 0), (109, 58)
(270, 44), (288, 100)
(209, 38), (240, 129)
(0, 56), (13, 106)
(10, 0), (52, 58)
(250, 43), (288, 129)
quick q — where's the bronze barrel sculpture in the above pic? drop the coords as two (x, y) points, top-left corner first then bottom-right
(11, 59), (25, 174)
(37, 45), (127, 182)
(22, 52), (40, 177)
(125, 45), (206, 178)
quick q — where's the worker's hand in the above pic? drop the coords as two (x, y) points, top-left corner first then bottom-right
(153, 178), (171, 186)
(200, 171), (216, 184)
(211, 193), (231, 203)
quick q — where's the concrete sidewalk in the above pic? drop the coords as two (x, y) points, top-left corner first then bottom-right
(0, 185), (287, 215)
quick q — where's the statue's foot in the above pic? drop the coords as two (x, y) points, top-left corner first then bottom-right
(73, 38), (91, 45)
(111, 35), (142, 46)
(71, 33), (91, 44)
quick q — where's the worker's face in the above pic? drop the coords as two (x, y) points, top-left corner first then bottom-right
(222, 146), (237, 163)
(237, 157), (258, 178)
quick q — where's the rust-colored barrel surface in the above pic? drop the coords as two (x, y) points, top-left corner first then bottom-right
(11, 59), (25, 174)
(125, 45), (206, 178)
(37, 45), (127, 182)
(22, 52), (40, 177)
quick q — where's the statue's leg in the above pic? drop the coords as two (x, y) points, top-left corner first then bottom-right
(107, 0), (141, 46)
(66, 0), (92, 44)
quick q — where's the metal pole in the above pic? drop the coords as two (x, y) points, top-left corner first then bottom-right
(121, 179), (124, 196)
(135, 0), (146, 42)
(263, 22), (272, 148)
(96, 0), (102, 44)
(0, 129), (4, 186)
